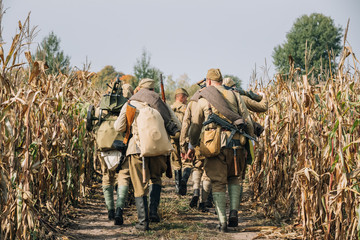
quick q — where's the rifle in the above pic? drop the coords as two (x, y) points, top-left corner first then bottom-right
(159, 74), (173, 179)
(232, 87), (262, 102)
(203, 113), (257, 145)
(160, 74), (166, 103)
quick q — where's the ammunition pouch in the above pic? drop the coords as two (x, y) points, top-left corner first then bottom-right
(253, 122), (264, 137)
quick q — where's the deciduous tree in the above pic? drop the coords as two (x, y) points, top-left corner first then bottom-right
(272, 13), (342, 74)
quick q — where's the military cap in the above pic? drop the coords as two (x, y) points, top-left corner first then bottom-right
(223, 77), (236, 88)
(174, 88), (189, 97)
(138, 78), (155, 89)
(206, 68), (223, 82)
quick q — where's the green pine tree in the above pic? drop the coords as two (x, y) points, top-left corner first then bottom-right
(34, 31), (71, 75)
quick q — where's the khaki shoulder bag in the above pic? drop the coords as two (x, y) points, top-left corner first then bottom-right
(200, 103), (221, 157)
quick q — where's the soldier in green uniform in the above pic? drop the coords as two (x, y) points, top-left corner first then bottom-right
(114, 78), (181, 231)
(187, 68), (264, 232)
(170, 88), (193, 195)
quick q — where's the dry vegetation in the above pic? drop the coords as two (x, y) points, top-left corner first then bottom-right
(1, 17), (360, 240)
(0, 18), (100, 239)
(249, 42), (360, 239)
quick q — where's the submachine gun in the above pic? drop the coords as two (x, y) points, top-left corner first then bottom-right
(86, 76), (128, 172)
(203, 113), (257, 146)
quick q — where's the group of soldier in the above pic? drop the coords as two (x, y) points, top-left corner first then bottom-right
(96, 68), (268, 232)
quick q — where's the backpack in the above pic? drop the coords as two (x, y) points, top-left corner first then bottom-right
(95, 115), (124, 151)
(136, 105), (173, 157)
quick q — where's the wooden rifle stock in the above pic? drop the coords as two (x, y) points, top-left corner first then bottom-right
(159, 74), (173, 178)
(160, 74), (166, 103)
(124, 101), (136, 145)
(142, 156), (146, 184)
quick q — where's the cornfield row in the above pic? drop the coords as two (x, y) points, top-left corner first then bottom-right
(1, 18), (360, 240)
(249, 44), (360, 239)
(0, 22), (100, 239)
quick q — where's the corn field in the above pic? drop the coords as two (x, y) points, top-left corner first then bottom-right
(1, 17), (360, 240)
(0, 20), (100, 239)
(249, 42), (360, 239)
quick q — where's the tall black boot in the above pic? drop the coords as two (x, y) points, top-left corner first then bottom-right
(205, 191), (214, 208)
(174, 170), (182, 195)
(149, 184), (161, 222)
(189, 189), (200, 208)
(228, 210), (238, 227)
(179, 168), (191, 196)
(135, 196), (149, 231)
(114, 207), (123, 225)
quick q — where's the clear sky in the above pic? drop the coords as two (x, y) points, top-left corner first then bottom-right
(2, 0), (360, 88)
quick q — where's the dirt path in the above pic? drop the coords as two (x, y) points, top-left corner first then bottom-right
(63, 178), (286, 240)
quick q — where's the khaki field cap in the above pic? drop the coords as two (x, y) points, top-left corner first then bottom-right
(206, 68), (223, 82)
(139, 78), (155, 89)
(223, 77), (236, 88)
(175, 88), (189, 97)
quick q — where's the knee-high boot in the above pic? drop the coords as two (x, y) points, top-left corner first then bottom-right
(149, 184), (161, 222)
(174, 170), (182, 195)
(179, 168), (192, 196)
(135, 196), (149, 231)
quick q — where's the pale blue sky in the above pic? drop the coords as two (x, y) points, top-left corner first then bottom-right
(3, 0), (360, 88)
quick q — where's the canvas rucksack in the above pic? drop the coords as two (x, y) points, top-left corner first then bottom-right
(135, 104), (173, 157)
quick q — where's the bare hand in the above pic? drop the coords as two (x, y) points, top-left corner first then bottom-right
(186, 148), (195, 160)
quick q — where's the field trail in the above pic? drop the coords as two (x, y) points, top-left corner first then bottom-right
(64, 177), (288, 240)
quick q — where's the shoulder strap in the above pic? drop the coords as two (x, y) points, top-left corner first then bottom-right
(199, 86), (243, 124)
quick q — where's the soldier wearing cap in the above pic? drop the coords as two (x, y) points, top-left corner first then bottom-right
(170, 88), (192, 195)
(222, 77), (268, 206)
(180, 80), (213, 211)
(187, 68), (257, 232)
(114, 78), (180, 231)
(95, 84), (133, 226)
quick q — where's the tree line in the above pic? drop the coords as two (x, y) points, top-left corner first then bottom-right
(34, 13), (343, 100)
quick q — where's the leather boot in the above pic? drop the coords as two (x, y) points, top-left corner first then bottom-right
(149, 184), (161, 222)
(217, 223), (228, 232)
(189, 189), (200, 208)
(135, 196), (149, 231)
(198, 202), (208, 212)
(228, 210), (238, 227)
(114, 207), (123, 225)
(174, 170), (182, 195)
(179, 168), (192, 196)
(205, 191), (214, 208)
(108, 209), (115, 220)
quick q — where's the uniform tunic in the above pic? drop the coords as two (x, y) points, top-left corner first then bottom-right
(170, 101), (192, 170)
(188, 85), (256, 192)
(114, 100), (180, 197)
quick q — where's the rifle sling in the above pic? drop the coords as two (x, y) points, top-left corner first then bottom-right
(130, 88), (172, 124)
(199, 86), (243, 124)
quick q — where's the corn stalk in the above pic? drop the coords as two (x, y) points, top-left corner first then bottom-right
(249, 44), (360, 239)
